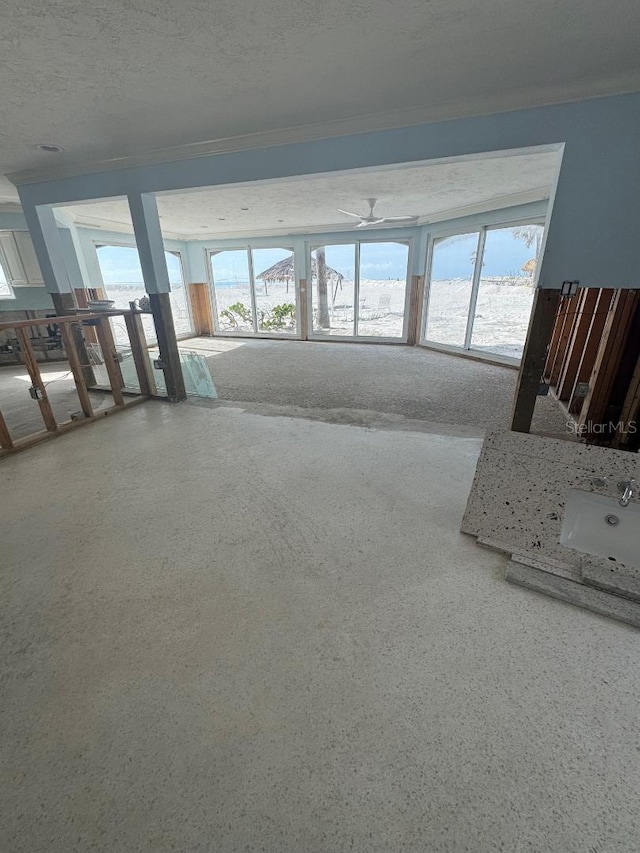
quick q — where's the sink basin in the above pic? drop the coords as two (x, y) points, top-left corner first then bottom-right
(560, 489), (640, 568)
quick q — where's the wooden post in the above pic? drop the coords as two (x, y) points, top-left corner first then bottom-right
(149, 292), (186, 402)
(94, 317), (125, 407)
(0, 410), (14, 449)
(615, 349), (640, 449)
(298, 278), (308, 340)
(15, 327), (58, 432)
(511, 288), (562, 433)
(406, 274), (426, 346)
(59, 322), (94, 418)
(124, 311), (157, 397)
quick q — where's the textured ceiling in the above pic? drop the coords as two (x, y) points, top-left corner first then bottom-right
(1, 0), (639, 200)
(59, 151), (558, 238)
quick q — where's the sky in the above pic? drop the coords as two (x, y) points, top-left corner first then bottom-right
(96, 245), (184, 284)
(96, 227), (542, 286)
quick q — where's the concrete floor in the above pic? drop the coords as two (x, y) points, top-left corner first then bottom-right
(181, 337), (569, 435)
(1, 402), (638, 852)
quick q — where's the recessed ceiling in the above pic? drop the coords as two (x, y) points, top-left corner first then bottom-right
(1, 0), (639, 200)
(59, 150), (559, 239)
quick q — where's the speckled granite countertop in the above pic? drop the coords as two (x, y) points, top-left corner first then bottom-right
(462, 430), (640, 588)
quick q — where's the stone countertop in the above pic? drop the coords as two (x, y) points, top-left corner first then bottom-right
(462, 430), (640, 583)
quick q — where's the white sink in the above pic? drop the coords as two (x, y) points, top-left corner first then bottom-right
(560, 489), (640, 568)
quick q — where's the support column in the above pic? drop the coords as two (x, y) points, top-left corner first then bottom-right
(23, 204), (95, 386)
(511, 288), (562, 433)
(22, 204), (73, 295)
(128, 192), (186, 402)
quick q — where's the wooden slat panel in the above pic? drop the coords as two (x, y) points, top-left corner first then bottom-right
(511, 288), (562, 433)
(94, 318), (125, 406)
(568, 289), (614, 414)
(59, 322), (94, 418)
(579, 290), (640, 434)
(15, 328), (58, 432)
(124, 311), (156, 397)
(556, 288), (599, 401)
(543, 296), (570, 380)
(548, 295), (579, 386)
(187, 282), (214, 336)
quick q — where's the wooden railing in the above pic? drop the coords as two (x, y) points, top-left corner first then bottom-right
(0, 310), (156, 457)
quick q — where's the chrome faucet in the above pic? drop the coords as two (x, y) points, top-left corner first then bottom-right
(618, 479), (637, 507)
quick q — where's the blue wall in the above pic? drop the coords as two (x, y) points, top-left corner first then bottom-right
(15, 93), (640, 289)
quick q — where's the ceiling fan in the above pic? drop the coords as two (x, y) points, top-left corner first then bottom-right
(338, 197), (418, 228)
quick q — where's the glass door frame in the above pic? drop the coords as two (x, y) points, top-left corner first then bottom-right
(306, 235), (414, 343)
(420, 216), (545, 363)
(205, 245), (301, 339)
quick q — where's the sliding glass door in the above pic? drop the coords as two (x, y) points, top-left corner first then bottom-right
(423, 222), (544, 361)
(309, 239), (410, 340)
(209, 247), (297, 336)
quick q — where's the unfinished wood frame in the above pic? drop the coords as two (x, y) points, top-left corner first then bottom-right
(0, 310), (153, 458)
(515, 285), (640, 447)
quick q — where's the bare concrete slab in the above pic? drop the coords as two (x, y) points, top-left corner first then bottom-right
(2, 404), (640, 852)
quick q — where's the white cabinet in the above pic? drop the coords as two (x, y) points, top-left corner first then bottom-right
(0, 231), (44, 286)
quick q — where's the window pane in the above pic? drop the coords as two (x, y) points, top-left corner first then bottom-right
(311, 245), (356, 336)
(0, 257), (12, 297)
(210, 250), (253, 332)
(165, 252), (192, 338)
(425, 233), (479, 347)
(357, 242), (409, 338)
(470, 224), (544, 359)
(252, 248), (297, 334)
(96, 245), (156, 345)
(96, 245), (192, 344)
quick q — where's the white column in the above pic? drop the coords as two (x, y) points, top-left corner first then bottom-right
(127, 192), (170, 294)
(22, 203), (73, 294)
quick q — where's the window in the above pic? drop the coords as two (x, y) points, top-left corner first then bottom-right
(95, 244), (192, 345)
(310, 240), (410, 339)
(423, 222), (544, 361)
(209, 247), (297, 335)
(0, 251), (14, 298)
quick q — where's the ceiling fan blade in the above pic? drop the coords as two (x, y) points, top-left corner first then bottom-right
(338, 208), (364, 219)
(381, 215), (418, 222)
(356, 220), (370, 227)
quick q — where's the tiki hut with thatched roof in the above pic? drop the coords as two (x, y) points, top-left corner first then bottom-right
(255, 253), (344, 294)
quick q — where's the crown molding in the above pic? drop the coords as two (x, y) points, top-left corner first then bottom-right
(419, 186), (550, 225)
(8, 81), (640, 187)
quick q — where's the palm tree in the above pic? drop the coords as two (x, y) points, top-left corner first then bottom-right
(316, 247), (330, 328)
(513, 225), (543, 257)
